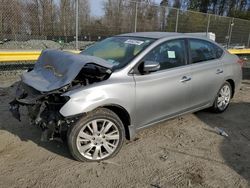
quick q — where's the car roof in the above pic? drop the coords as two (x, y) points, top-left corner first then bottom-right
(117, 32), (212, 40)
(117, 32), (180, 39)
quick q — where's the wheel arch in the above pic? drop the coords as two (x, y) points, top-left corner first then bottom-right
(226, 79), (235, 98)
(102, 104), (132, 140)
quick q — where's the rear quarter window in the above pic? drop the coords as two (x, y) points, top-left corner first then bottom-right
(214, 45), (224, 59)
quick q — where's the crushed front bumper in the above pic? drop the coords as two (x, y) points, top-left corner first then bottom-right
(9, 82), (44, 121)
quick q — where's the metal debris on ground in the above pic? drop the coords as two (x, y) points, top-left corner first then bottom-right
(214, 127), (229, 137)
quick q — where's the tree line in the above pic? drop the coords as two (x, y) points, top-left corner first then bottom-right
(169, 0), (250, 20)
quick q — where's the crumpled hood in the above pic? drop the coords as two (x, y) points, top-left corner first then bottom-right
(22, 49), (112, 92)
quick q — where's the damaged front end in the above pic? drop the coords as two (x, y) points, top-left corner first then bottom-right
(9, 49), (113, 141)
(10, 82), (74, 141)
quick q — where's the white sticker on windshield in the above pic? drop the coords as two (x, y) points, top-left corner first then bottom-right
(124, 39), (144, 45)
(168, 51), (176, 58)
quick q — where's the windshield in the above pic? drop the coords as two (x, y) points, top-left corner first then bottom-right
(81, 36), (155, 70)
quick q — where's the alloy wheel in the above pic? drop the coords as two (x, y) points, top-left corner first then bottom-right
(217, 84), (231, 111)
(76, 119), (120, 160)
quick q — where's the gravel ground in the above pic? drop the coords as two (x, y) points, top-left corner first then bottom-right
(0, 70), (23, 87)
(0, 75), (249, 187)
(0, 40), (94, 50)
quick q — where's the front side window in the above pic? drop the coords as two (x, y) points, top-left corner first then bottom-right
(81, 36), (155, 70)
(141, 39), (187, 71)
(189, 39), (223, 64)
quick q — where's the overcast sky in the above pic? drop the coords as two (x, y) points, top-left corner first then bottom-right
(89, 0), (163, 17)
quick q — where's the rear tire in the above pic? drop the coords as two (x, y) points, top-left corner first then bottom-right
(211, 81), (232, 113)
(67, 108), (125, 162)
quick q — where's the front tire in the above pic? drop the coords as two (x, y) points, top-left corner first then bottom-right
(67, 108), (125, 162)
(211, 81), (232, 113)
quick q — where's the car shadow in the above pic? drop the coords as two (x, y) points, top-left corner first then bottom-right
(243, 67), (250, 80)
(0, 84), (73, 161)
(196, 101), (250, 185)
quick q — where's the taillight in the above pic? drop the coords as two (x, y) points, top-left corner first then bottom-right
(237, 58), (245, 68)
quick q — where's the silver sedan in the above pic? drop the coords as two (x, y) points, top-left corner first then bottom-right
(10, 32), (242, 162)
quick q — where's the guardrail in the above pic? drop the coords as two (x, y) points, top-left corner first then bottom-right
(0, 50), (81, 62)
(0, 51), (41, 62)
(0, 49), (249, 62)
(227, 49), (250, 55)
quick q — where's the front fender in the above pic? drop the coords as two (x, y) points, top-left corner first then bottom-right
(59, 94), (130, 117)
(59, 79), (135, 119)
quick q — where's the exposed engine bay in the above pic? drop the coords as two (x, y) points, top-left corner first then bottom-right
(9, 49), (113, 141)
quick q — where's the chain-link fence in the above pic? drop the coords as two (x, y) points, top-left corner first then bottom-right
(0, 0), (250, 50)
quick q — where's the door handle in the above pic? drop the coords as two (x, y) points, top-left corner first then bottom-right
(216, 69), (223, 74)
(180, 76), (191, 82)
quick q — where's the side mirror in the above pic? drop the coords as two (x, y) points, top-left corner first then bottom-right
(143, 61), (160, 73)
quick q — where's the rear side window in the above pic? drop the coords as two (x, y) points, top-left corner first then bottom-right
(189, 39), (223, 64)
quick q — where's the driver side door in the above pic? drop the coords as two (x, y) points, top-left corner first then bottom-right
(133, 39), (192, 128)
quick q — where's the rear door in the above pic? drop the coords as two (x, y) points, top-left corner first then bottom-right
(187, 38), (225, 108)
(133, 39), (192, 128)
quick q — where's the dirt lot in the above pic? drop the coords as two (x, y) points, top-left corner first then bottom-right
(0, 78), (250, 188)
